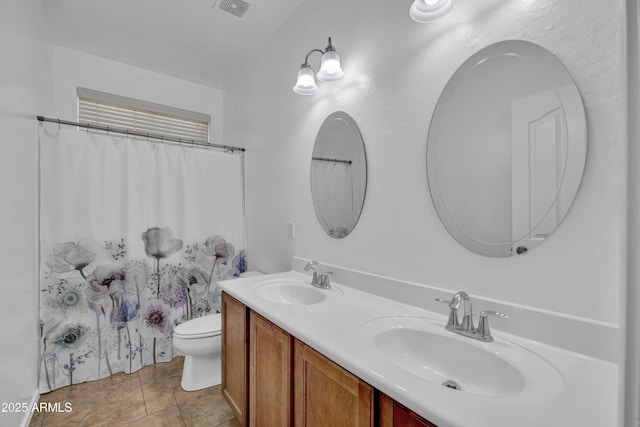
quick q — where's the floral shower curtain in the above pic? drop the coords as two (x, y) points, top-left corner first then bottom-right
(38, 127), (246, 392)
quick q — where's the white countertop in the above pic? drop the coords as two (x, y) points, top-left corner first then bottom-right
(219, 271), (618, 427)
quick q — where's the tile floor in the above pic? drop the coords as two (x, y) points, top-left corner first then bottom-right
(29, 356), (241, 427)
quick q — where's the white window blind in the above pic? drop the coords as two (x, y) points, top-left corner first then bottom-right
(77, 88), (210, 144)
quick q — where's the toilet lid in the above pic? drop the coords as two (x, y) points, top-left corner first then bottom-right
(174, 313), (222, 338)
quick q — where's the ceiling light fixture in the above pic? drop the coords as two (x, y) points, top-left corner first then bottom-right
(410, 0), (454, 23)
(293, 37), (344, 95)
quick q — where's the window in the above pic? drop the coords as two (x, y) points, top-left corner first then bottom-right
(77, 88), (210, 144)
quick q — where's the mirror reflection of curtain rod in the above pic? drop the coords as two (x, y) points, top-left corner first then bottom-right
(36, 115), (245, 153)
(312, 156), (352, 165)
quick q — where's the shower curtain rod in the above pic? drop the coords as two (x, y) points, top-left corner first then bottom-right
(36, 115), (245, 153)
(312, 156), (352, 165)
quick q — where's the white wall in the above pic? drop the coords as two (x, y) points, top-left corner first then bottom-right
(224, 0), (625, 326)
(0, 1), (52, 426)
(51, 46), (224, 145)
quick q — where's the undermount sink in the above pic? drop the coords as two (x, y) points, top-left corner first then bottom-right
(360, 316), (564, 399)
(253, 278), (342, 306)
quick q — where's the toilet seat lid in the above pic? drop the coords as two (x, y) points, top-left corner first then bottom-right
(174, 313), (221, 338)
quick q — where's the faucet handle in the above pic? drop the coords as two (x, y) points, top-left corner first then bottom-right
(436, 296), (461, 309)
(304, 260), (318, 272)
(435, 297), (460, 329)
(477, 310), (509, 342)
(321, 271), (333, 288)
(482, 310), (508, 317)
(435, 297), (450, 304)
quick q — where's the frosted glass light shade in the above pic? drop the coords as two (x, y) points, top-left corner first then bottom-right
(316, 50), (344, 82)
(410, 0), (454, 23)
(293, 65), (318, 95)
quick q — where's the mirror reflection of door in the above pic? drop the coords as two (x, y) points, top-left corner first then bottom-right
(511, 90), (565, 255)
(511, 85), (585, 255)
(426, 40), (587, 257)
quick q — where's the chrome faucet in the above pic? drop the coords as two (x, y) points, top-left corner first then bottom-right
(436, 291), (508, 342)
(304, 260), (333, 289)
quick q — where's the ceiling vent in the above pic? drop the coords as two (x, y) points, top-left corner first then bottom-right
(215, 0), (254, 19)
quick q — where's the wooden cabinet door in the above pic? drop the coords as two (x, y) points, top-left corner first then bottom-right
(249, 311), (292, 427)
(221, 292), (249, 427)
(294, 339), (374, 427)
(378, 393), (437, 427)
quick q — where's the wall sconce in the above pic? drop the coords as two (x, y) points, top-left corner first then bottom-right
(293, 37), (344, 95)
(410, 0), (454, 23)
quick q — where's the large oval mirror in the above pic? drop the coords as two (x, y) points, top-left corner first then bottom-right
(311, 111), (367, 238)
(427, 40), (586, 257)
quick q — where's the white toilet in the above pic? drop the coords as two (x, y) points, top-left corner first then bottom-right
(173, 271), (262, 391)
(173, 313), (222, 391)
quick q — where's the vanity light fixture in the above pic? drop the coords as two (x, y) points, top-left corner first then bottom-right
(410, 0), (454, 23)
(293, 37), (344, 95)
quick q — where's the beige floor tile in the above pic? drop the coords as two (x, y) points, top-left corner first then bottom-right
(176, 386), (236, 427)
(43, 395), (147, 426)
(28, 409), (45, 427)
(218, 417), (242, 427)
(110, 370), (141, 386)
(140, 379), (183, 401)
(120, 406), (186, 427)
(172, 383), (218, 403)
(138, 357), (184, 380)
(139, 359), (185, 401)
(41, 404), (101, 426)
(145, 392), (178, 415)
(33, 355), (240, 427)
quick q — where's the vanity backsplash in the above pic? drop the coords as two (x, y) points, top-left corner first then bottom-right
(292, 257), (619, 363)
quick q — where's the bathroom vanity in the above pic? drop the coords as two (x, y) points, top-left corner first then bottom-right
(219, 271), (617, 427)
(221, 292), (431, 427)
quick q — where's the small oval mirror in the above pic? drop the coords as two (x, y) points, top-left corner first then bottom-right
(311, 111), (367, 238)
(427, 40), (586, 257)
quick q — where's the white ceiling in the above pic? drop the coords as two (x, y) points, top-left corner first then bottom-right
(42, 0), (306, 89)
